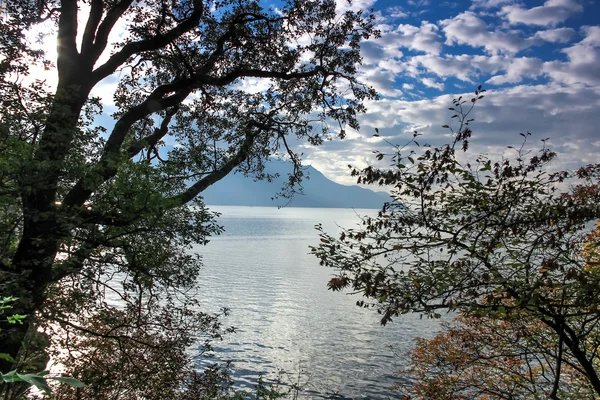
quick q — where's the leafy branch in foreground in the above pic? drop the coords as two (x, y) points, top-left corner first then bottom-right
(0, 297), (84, 396)
(1, 0), (377, 396)
(312, 88), (600, 397)
(405, 314), (595, 399)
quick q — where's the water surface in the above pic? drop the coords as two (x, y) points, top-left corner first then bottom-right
(193, 206), (441, 399)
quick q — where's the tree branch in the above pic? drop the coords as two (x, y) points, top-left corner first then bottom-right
(166, 122), (263, 207)
(541, 317), (600, 396)
(126, 105), (179, 159)
(90, 0), (204, 84)
(80, 0), (104, 61)
(550, 318), (564, 399)
(57, 0), (80, 79)
(62, 88), (190, 208)
(85, 0), (134, 66)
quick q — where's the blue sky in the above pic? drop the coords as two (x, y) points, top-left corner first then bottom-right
(301, 0), (600, 185)
(38, 0), (599, 187)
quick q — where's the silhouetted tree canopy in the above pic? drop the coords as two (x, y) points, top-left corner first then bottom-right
(0, 0), (376, 396)
(313, 90), (600, 397)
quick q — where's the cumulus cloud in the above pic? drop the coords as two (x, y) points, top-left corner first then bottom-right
(387, 6), (409, 19)
(408, 0), (430, 6)
(359, 65), (403, 97)
(408, 54), (498, 81)
(374, 22), (443, 55)
(469, 0), (514, 9)
(543, 26), (600, 85)
(306, 83), (600, 185)
(335, 0), (377, 14)
(298, 2), (600, 186)
(440, 11), (531, 54)
(486, 57), (543, 84)
(533, 27), (576, 43)
(500, 0), (583, 27)
(421, 77), (445, 90)
(403, 53), (543, 85)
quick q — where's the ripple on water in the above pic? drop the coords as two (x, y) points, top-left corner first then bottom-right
(194, 206), (443, 399)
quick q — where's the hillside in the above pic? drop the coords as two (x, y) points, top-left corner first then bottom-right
(200, 160), (390, 209)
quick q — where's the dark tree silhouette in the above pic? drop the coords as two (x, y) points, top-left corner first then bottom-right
(0, 0), (377, 394)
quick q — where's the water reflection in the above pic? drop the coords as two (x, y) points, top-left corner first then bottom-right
(194, 206), (442, 399)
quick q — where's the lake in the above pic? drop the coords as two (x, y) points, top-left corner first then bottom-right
(193, 206), (441, 399)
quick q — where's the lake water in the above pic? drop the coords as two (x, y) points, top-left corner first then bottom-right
(193, 206), (441, 399)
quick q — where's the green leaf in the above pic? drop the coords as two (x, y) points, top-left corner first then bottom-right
(16, 373), (52, 394)
(6, 314), (26, 324)
(0, 353), (15, 363)
(51, 376), (86, 388)
(1, 370), (18, 383)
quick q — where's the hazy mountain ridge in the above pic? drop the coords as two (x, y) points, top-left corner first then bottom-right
(200, 160), (390, 209)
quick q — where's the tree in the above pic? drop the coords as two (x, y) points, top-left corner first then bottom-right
(406, 314), (597, 399)
(0, 297), (84, 397)
(0, 0), (377, 394)
(312, 89), (600, 396)
(404, 221), (600, 400)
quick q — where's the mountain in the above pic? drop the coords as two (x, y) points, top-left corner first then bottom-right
(200, 160), (390, 209)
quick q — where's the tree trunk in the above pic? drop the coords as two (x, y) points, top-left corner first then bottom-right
(0, 78), (88, 372)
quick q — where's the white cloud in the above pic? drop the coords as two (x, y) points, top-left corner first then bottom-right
(408, 0), (430, 6)
(408, 54), (494, 81)
(500, 0), (583, 27)
(335, 0), (377, 14)
(543, 26), (600, 85)
(299, 4), (600, 187)
(404, 53), (542, 85)
(376, 22), (443, 55)
(305, 83), (600, 185)
(387, 6), (409, 19)
(440, 11), (531, 54)
(486, 57), (543, 84)
(533, 27), (576, 43)
(470, 0), (514, 9)
(359, 65), (403, 97)
(580, 25), (600, 45)
(90, 78), (120, 107)
(420, 77), (445, 90)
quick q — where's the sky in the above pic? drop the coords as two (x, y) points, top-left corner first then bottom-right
(24, 0), (600, 188)
(302, 0), (600, 186)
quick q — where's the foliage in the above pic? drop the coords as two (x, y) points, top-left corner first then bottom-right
(1, 297), (26, 333)
(0, 297), (84, 397)
(405, 314), (596, 399)
(0, 0), (376, 397)
(312, 88), (600, 396)
(403, 221), (600, 400)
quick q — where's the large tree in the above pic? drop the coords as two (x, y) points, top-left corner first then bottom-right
(312, 90), (600, 396)
(0, 0), (376, 390)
